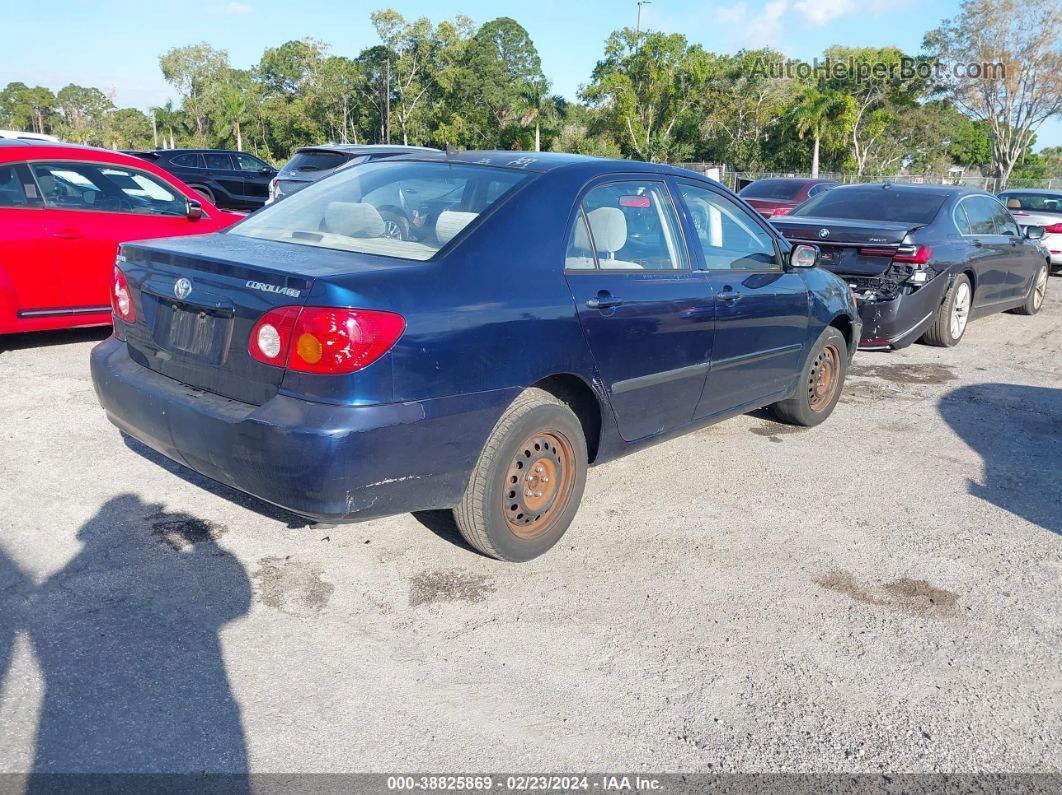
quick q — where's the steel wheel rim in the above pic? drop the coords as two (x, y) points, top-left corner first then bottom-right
(951, 282), (971, 339)
(808, 344), (842, 412)
(503, 431), (576, 539)
(1034, 266), (1047, 309)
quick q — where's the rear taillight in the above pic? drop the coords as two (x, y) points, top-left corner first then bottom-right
(111, 267), (135, 324)
(769, 207), (791, 217)
(249, 307), (405, 374)
(892, 245), (932, 265)
(1043, 223), (1062, 234)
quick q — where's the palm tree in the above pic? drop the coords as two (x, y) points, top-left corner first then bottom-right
(219, 89), (248, 151)
(519, 80), (551, 152)
(790, 88), (846, 178)
(151, 102), (183, 149)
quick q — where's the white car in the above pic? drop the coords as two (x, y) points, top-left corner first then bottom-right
(0, 129), (58, 142)
(999, 189), (1062, 271)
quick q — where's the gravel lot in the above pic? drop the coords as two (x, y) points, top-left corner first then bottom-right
(0, 285), (1059, 776)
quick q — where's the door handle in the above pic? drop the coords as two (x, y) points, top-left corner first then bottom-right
(51, 228), (82, 240)
(717, 287), (741, 302)
(972, 239), (983, 248)
(586, 292), (623, 309)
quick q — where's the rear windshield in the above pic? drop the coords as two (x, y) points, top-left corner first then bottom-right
(231, 160), (531, 261)
(739, 180), (805, 200)
(998, 192), (1062, 214)
(791, 188), (947, 224)
(284, 151), (348, 173)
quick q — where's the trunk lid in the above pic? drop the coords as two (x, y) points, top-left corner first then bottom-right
(771, 216), (922, 276)
(119, 233), (393, 405)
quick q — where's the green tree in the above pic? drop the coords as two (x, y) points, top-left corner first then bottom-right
(159, 43), (229, 142)
(56, 84), (113, 144)
(789, 87), (849, 177)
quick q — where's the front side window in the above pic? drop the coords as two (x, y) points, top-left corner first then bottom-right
(231, 161), (531, 261)
(574, 181), (688, 271)
(236, 154), (268, 172)
(990, 201), (1020, 236)
(678, 184), (779, 270)
(30, 162), (188, 216)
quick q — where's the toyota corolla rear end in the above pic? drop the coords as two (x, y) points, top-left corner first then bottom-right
(91, 156), (534, 522)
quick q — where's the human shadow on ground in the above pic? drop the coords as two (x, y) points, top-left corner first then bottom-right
(0, 495), (253, 786)
(938, 383), (1062, 536)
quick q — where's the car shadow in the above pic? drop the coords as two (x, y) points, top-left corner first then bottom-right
(121, 434), (313, 529)
(938, 383), (1062, 536)
(0, 326), (111, 354)
(410, 510), (485, 556)
(0, 495), (252, 785)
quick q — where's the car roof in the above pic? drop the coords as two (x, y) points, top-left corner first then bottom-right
(746, 177), (837, 183)
(294, 144), (438, 155)
(998, 188), (1062, 196)
(376, 149), (708, 178)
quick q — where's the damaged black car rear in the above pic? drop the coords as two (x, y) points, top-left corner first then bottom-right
(773, 184), (1050, 349)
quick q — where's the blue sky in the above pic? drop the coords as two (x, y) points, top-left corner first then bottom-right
(2, 0), (1059, 148)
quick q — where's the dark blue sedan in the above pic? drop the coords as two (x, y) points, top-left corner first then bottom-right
(91, 152), (861, 561)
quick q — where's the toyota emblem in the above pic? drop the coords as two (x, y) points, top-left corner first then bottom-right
(818, 228), (830, 239)
(174, 278), (192, 300)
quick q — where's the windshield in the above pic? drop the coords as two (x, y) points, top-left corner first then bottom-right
(999, 192), (1062, 215)
(739, 180), (805, 200)
(231, 160), (531, 261)
(791, 187), (947, 224)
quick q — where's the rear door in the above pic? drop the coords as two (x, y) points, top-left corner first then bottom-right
(28, 160), (201, 314)
(563, 178), (715, 442)
(956, 196), (1012, 307)
(202, 153), (245, 205)
(674, 180), (810, 419)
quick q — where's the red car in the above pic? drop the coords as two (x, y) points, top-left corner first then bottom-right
(0, 140), (241, 334)
(738, 178), (838, 220)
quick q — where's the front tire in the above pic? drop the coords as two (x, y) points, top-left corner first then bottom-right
(453, 388), (587, 562)
(1013, 263), (1048, 316)
(921, 273), (971, 347)
(770, 326), (847, 427)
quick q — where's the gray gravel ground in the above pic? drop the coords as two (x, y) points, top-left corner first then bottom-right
(0, 284), (1059, 776)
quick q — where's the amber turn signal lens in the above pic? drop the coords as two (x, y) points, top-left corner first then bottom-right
(296, 332), (323, 364)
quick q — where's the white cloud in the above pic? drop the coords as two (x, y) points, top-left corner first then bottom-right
(794, 0), (852, 26)
(715, 3), (749, 24)
(222, 1), (252, 15)
(735, 0), (790, 48)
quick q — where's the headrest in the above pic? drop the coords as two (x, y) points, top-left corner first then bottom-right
(587, 207), (627, 253)
(1006, 198), (1021, 209)
(436, 210), (477, 245)
(324, 202), (385, 238)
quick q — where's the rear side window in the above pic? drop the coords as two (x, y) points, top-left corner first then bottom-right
(285, 151), (347, 173)
(791, 188), (946, 224)
(170, 153), (201, 168)
(570, 181), (688, 271)
(0, 164), (30, 207)
(231, 161), (530, 261)
(739, 180), (805, 200)
(30, 161), (188, 216)
(960, 197), (999, 235)
(203, 153), (233, 170)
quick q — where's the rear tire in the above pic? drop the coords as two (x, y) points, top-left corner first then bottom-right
(921, 273), (971, 347)
(453, 388), (587, 562)
(189, 185), (215, 205)
(1012, 263), (1048, 316)
(770, 326), (847, 427)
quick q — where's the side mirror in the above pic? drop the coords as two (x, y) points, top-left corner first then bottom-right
(186, 198), (204, 221)
(261, 167), (274, 174)
(790, 243), (820, 268)
(1024, 225), (1045, 241)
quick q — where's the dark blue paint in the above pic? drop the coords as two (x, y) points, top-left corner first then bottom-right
(92, 153), (861, 523)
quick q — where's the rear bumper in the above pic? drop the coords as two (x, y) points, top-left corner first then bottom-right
(91, 337), (514, 522)
(853, 273), (950, 350)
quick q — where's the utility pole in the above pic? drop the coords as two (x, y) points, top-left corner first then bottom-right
(636, 0), (652, 33)
(384, 59), (391, 145)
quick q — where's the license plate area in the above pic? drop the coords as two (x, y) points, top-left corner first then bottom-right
(153, 299), (234, 364)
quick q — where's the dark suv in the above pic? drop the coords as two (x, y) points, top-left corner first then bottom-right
(126, 149), (277, 210)
(269, 144), (437, 205)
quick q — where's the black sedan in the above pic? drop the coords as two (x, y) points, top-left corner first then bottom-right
(772, 184), (1050, 349)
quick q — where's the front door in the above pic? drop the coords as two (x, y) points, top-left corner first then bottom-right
(29, 160), (202, 313)
(563, 178), (715, 442)
(0, 162), (47, 321)
(956, 196), (1014, 307)
(672, 181), (810, 419)
(202, 152), (246, 205)
(234, 153), (274, 203)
